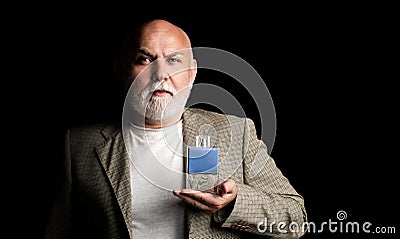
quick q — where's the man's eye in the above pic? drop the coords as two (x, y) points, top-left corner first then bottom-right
(167, 58), (182, 64)
(137, 56), (152, 64)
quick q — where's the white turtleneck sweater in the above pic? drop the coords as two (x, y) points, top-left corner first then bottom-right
(128, 120), (186, 239)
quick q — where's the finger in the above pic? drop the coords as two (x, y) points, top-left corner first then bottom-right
(173, 189), (201, 196)
(220, 179), (236, 195)
(174, 189), (224, 207)
(180, 189), (201, 194)
(174, 191), (217, 212)
(179, 191), (222, 206)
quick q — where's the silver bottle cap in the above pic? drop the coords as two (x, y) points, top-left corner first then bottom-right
(196, 135), (210, 148)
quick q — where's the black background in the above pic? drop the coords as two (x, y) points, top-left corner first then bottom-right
(17, 2), (398, 238)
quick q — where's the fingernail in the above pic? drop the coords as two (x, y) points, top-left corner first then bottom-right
(180, 189), (200, 194)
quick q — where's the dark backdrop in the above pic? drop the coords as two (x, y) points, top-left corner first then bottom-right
(24, 2), (398, 239)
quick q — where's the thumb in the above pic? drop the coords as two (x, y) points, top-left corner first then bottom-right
(220, 179), (234, 194)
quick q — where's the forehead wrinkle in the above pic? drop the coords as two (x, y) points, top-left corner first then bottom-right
(128, 20), (193, 67)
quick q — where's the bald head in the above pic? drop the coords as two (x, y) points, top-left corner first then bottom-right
(134, 19), (192, 63)
(138, 19), (192, 49)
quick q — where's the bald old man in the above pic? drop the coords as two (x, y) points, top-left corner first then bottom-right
(45, 20), (307, 239)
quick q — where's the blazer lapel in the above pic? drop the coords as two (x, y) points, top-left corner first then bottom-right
(96, 126), (133, 238)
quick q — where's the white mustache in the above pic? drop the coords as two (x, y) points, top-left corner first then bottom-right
(151, 83), (177, 96)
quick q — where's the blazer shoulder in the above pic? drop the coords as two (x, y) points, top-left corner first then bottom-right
(184, 107), (250, 126)
(67, 122), (120, 147)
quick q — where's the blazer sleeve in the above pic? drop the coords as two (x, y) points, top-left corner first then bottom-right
(45, 129), (72, 239)
(214, 118), (308, 238)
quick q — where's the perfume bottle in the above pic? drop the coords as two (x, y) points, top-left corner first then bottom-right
(187, 135), (219, 192)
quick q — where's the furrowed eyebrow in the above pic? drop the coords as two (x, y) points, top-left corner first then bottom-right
(137, 48), (155, 58)
(165, 51), (184, 58)
(136, 48), (185, 59)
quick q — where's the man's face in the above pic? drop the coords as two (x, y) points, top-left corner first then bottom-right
(127, 25), (196, 125)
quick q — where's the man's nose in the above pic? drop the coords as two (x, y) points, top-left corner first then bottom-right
(152, 61), (170, 82)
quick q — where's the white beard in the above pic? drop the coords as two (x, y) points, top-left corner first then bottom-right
(145, 95), (170, 122)
(129, 80), (192, 127)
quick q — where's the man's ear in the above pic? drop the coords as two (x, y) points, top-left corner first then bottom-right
(190, 58), (197, 83)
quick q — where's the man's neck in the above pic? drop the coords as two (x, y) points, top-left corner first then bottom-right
(144, 118), (182, 129)
(144, 124), (163, 129)
(144, 121), (179, 129)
